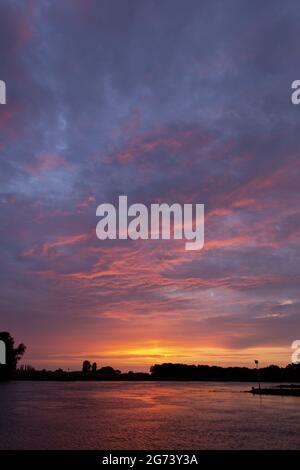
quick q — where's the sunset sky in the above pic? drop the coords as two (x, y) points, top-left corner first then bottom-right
(1, 0), (300, 371)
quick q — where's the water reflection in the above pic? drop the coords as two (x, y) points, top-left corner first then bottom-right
(0, 381), (299, 449)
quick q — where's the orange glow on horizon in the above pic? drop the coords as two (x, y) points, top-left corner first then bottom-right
(24, 340), (293, 372)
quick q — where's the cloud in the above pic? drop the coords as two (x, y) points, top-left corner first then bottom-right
(23, 153), (68, 176)
(1, 0), (300, 368)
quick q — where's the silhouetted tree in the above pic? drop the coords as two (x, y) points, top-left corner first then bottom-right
(0, 331), (26, 380)
(92, 362), (97, 373)
(98, 366), (121, 375)
(82, 360), (91, 373)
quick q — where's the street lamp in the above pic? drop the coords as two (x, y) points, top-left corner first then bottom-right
(255, 360), (260, 389)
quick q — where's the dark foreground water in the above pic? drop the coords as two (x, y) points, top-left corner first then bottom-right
(0, 381), (300, 449)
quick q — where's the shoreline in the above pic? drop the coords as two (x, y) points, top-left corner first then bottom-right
(4, 376), (300, 383)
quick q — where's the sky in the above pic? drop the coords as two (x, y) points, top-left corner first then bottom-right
(0, 0), (300, 371)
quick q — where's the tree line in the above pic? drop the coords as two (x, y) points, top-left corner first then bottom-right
(81, 360), (121, 375)
(150, 362), (300, 381)
(2, 332), (300, 382)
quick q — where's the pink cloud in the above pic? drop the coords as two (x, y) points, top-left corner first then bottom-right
(24, 153), (68, 175)
(42, 232), (92, 254)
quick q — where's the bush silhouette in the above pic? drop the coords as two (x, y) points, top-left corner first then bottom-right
(0, 331), (26, 380)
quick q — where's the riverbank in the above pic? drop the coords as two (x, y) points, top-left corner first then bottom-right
(5, 371), (300, 383)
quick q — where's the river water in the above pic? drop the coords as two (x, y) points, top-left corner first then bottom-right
(0, 381), (299, 449)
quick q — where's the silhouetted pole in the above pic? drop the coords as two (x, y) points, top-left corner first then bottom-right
(255, 360), (260, 389)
